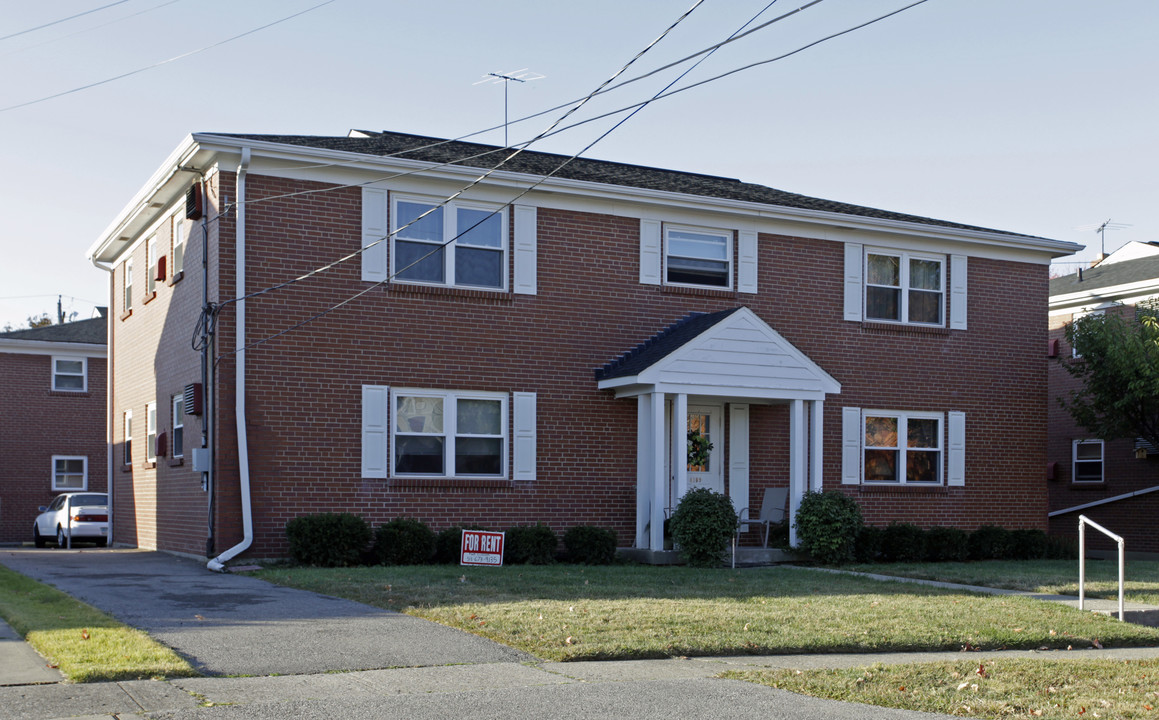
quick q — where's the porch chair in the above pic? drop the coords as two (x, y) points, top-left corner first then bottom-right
(737, 487), (788, 549)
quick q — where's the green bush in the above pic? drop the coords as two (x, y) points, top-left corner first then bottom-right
(434, 525), (487, 564)
(372, 517), (436, 565)
(562, 525), (617, 565)
(284, 513), (371, 567)
(793, 490), (863, 565)
(969, 525), (1012, 560)
(505, 524), (558, 564)
(881, 522), (927, 563)
(668, 488), (738, 567)
(1008, 528), (1050, 560)
(924, 526), (969, 562)
(854, 525), (884, 563)
(766, 520), (791, 550)
(1046, 534), (1079, 560)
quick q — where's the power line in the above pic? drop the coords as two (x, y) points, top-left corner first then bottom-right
(0, 0), (132, 42)
(0, 0), (338, 113)
(1, 0), (183, 59)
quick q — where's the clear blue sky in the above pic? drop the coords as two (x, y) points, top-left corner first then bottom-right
(1, 0), (1155, 328)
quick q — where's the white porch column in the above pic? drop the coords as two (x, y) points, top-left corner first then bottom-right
(673, 393), (688, 502)
(649, 391), (667, 552)
(635, 395), (651, 548)
(788, 399), (806, 547)
(810, 400), (824, 492)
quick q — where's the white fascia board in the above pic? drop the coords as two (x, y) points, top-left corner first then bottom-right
(183, 134), (1080, 262)
(1050, 279), (1159, 313)
(1047, 484), (1159, 517)
(0, 339), (107, 357)
(608, 382), (826, 401)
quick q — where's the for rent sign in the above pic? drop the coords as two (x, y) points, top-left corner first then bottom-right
(460, 530), (505, 566)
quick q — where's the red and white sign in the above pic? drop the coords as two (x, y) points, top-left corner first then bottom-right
(460, 530), (505, 566)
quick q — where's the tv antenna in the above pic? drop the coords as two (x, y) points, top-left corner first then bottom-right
(473, 68), (544, 146)
(1075, 218), (1132, 256)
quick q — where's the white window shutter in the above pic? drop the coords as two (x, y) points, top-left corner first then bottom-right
(513, 205), (537, 295)
(843, 243), (863, 322)
(513, 392), (536, 481)
(737, 230), (758, 294)
(947, 411), (966, 486)
(841, 406), (861, 485)
(361, 188), (388, 283)
(361, 385), (390, 479)
(950, 254), (968, 330)
(640, 219), (661, 285)
(729, 404), (750, 530)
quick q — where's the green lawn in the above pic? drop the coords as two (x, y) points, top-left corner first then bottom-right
(253, 563), (1159, 662)
(0, 565), (197, 683)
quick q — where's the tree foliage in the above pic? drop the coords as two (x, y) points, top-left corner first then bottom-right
(1062, 302), (1159, 450)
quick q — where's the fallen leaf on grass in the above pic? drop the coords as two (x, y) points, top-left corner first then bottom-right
(976, 664), (987, 678)
(81, 629), (90, 640)
(1093, 638), (1104, 649)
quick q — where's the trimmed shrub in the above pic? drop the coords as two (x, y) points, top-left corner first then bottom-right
(434, 525), (487, 564)
(854, 525), (884, 563)
(1046, 534), (1079, 560)
(881, 522), (927, 563)
(793, 490), (863, 565)
(372, 517), (436, 565)
(505, 524), (558, 564)
(563, 525), (617, 565)
(925, 526), (969, 562)
(1008, 528), (1050, 560)
(285, 513), (371, 567)
(969, 525), (1012, 560)
(668, 488), (738, 568)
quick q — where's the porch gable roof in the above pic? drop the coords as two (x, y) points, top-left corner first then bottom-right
(595, 307), (840, 401)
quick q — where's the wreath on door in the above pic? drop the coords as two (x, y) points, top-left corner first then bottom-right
(687, 429), (714, 468)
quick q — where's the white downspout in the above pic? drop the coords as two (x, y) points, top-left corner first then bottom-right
(89, 258), (115, 546)
(208, 147), (253, 572)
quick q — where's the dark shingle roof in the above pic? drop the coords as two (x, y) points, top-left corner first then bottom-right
(1050, 255), (1159, 297)
(595, 308), (741, 381)
(0, 315), (106, 344)
(213, 130), (1044, 240)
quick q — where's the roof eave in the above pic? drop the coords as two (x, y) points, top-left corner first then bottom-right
(0, 338), (107, 356)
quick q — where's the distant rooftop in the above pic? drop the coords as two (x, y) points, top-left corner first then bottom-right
(1051, 250), (1159, 297)
(0, 314), (106, 345)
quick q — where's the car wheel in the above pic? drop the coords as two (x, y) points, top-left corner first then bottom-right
(33, 525), (46, 548)
(95, 538), (107, 548)
(56, 526), (66, 547)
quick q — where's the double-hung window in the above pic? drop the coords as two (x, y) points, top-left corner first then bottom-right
(392, 196), (506, 290)
(146, 402), (157, 463)
(52, 456), (87, 491)
(392, 389), (507, 477)
(124, 258), (134, 312)
(172, 395), (185, 459)
(52, 356), (86, 391)
(173, 215), (185, 276)
(123, 410), (132, 465)
(865, 250), (944, 325)
(147, 235), (158, 294)
(863, 411), (943, 484)
(664, 225), (732, 288)
(1073, 439), (1103, 482)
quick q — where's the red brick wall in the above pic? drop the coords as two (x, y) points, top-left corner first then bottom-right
(0, 351), (107, 543)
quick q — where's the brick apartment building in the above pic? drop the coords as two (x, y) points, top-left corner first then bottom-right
(88, 130), (1080, 565)
(0, 314), (108, 544)
(1048, 242), (1159, 556)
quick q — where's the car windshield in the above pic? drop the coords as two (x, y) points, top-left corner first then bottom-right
(69, 494), (107, 506)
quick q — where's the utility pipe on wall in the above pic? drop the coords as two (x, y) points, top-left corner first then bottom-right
(208, 147), (253, 572)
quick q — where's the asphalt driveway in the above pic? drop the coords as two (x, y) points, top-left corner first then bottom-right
(0, 548), (530, 676)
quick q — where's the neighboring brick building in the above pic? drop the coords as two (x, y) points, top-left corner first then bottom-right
(88, 130), (1080, 565)
(0, 313), (108, 544)
(1048, 242), (1159, 556)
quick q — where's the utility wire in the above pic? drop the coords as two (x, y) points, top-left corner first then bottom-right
(1, 0), (183, 58)
(0, 0), (132, 42)
(0, 0), (338, 113)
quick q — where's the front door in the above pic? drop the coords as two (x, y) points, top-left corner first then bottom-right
(686, 405), (723, 494)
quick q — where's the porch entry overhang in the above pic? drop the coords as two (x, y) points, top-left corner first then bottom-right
(595, 307), (840, 554)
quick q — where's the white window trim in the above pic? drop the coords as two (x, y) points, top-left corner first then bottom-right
(124, 258), (134, 311)
(52, 355), (87, 392)
(390, 388), (508, 479)
(864, 248), (946, 327)
(1072, 439), (1104, 483)
(172, 395), (185, 459)
(146, 402), (157, 463)
(172, 213), (186, 276)
(147, 234), (158, 294)
(390, 194), (509, 291)
(662, 223), (734, 290)
(862, 409), (945, 486)
(123, 410), (133, 465)
(52, 455), (88, 492)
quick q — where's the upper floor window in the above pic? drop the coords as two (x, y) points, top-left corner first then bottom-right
(147, 235), (158, 294)
(392, 389), (507, 478)
(52, 456), (87, 491)
(173, 215), (186, 276)
(1073, 439), (1103, 482)
(123, 410), (133, 465)
(146, 402), (157, 463)
(391, 196), (506, 290)
(863, 411), (943, 485)
(865, 250), (944, 325)
(52, 356), (86, 391)
(172, 395), (185, 458)
(664, 225), (731, 288)
(124, 258), (134, 312)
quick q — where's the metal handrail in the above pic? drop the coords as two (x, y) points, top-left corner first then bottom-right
(1078, 515), (1125, 622)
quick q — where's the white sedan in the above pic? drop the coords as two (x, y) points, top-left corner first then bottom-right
(33, 493), (108, 547)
